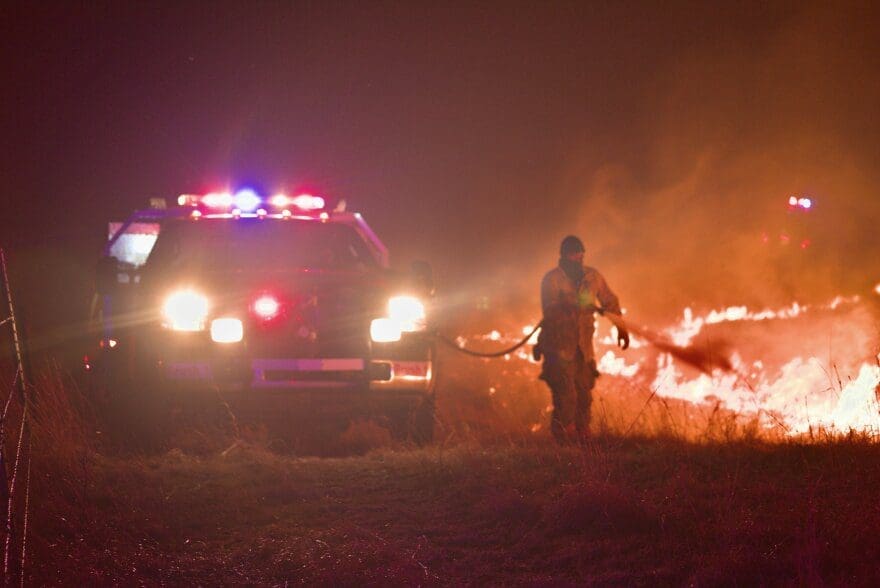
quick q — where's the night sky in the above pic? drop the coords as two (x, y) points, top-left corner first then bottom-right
(2, 1), (879, 336)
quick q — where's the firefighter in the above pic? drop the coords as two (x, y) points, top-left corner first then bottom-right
(534, 235), (629, 443)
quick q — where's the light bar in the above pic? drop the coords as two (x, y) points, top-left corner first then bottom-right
(177, 191), (326, 212)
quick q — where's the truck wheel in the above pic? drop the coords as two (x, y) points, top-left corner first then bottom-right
(410, 394), (435, 445)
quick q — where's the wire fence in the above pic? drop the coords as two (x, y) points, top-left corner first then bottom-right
(0, 248), (32, 586)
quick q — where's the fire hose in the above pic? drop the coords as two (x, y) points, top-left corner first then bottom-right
(437, 322), (543, 358)
(437, 306), (733, 375)
(436, 305), (606, 359)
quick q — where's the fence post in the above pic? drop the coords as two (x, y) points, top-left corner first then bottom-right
(0, 249), (26, 402)
(0, 248), (29, 584)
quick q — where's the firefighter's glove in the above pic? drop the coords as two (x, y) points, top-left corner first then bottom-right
(617, 328), (630, 351)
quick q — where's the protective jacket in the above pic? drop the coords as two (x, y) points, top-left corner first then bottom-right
(538, 265), (621, 362)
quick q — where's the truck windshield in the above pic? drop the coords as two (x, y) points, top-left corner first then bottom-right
(145, 218), (377, 273)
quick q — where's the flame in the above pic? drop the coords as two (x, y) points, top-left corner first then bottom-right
(597, 350), (640, 377)
(653, 295), (878, 436)
(459, 292), (880, 439)
(662, 299), (862, 348)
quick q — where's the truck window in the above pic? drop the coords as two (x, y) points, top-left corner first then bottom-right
(145, 219), (378, 273)
(108, 222), (161, 268)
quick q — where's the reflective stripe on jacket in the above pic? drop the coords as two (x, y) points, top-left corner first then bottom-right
(538, 265), (621, 361)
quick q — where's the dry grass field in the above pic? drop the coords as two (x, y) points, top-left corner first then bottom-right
(6, 345), (879, 585)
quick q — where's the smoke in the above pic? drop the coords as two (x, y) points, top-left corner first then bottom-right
(557, 1), (880, 321)
(3, 1), (878, 347)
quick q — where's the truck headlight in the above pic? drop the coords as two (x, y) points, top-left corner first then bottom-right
(387, 295), (426, 332)
(370, 318), (402, 343)
(162, 290), (209, 331)
(211, 317), (243, 343)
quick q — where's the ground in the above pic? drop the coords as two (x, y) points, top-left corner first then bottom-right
(26, 434), (880, 585)
(9, 333), (880, 585)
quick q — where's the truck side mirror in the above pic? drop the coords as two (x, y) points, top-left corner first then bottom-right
(410, 260), (435, 297)
(96, 256), (119, 295)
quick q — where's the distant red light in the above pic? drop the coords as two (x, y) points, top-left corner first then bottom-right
(800, 239), (811, 249)
(787, 195), (814, 211)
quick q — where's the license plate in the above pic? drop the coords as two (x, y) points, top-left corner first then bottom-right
(392, 361), (428, 378)
(165, 362), (210, 380)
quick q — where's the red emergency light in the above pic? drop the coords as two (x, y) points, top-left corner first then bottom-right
(178, 191), (326, 213)
(252, 294), (282, 321)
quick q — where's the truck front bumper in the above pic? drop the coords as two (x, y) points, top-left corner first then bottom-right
(161, 356), (433, 393)
(148, 327), (434, 393)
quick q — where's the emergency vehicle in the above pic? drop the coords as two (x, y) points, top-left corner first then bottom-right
(90, 190), (436, 441)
